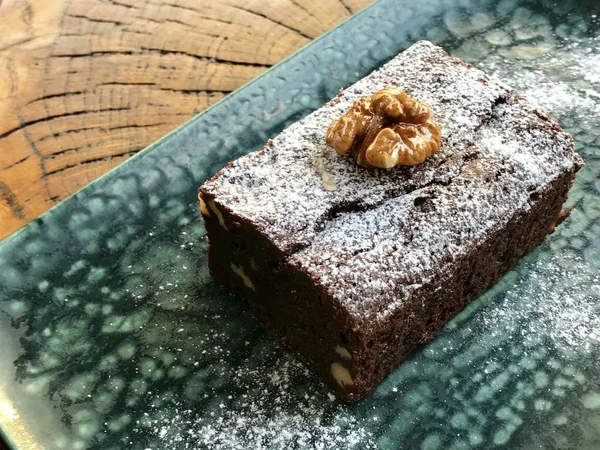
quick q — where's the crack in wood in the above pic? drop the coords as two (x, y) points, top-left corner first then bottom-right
(147, 0), (241, 28)
(99, 0), (136, 9)
(94, 81), (157, 88)
(162, 5), (238, 27)
(43, 147), (82, 158)
(159, 17), (224, 38)
(288, 0), (327, 27)
(140, 47), (271, 68)
(66, 13), (128, 26)
(44, 149), (139, 177)
(2, 155), (31, 171)
(122, 29), (152, 36)
(0, 107), (132, 141)
(0, 36), (39, 53)
(52, 50), (135, 58)
(339, 0), (354, 15)
(158, 87), (232, 95)
(104, 122), (167, 132)
(229, 4), (313, 40)
(36, 118), (173, 146)
(50, 48), (271, 68)
(26, 91), (86, 106)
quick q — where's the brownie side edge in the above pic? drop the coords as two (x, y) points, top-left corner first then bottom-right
(349, 166), (580, 398)
(198, 189), (365, 400)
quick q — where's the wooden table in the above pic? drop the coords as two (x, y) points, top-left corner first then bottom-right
(0, 0), (371, 239)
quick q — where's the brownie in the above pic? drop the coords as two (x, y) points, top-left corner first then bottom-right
(199, 41), (583, 401)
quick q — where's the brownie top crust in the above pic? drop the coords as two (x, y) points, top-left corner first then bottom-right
(201, 41), (583, 326)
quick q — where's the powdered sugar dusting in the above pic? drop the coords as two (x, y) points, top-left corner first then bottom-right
(480, 252), (600, 357)
(137, 355), (376, 449)
(480, 35), (600, 120)
(201, 41), (582, 323)
(480, 134), (540, 177)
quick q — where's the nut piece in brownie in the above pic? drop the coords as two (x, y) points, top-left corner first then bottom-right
(199, 41), (583, 401)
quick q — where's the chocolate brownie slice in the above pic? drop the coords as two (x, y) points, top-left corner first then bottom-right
(199, 41), (583, 401)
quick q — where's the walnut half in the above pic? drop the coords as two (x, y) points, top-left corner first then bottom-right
(325, 88), (442, 169)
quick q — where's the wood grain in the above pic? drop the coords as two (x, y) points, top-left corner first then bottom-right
(0, 0), (372, 239)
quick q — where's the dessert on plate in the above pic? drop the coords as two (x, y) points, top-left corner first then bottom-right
(199, 41), (583, 400)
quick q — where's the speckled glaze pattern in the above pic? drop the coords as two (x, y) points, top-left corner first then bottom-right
(0, 0), (599, 449)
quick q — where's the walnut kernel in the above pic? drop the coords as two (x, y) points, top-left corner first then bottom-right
(198, 194), (210, 217)
(326, 87), (442, 169)
(208, 199), (229, 230)
(249, 258), (259, 271)
(335, 346), (352, 360)
(230, 263), (255, 291)
(312, 156), (337, 191)
(330, 362), (353, 387)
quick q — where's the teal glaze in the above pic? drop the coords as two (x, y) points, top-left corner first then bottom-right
(1, 0), (599, 448)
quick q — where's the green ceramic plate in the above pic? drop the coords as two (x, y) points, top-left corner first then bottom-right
(1, 0), (599, 448)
